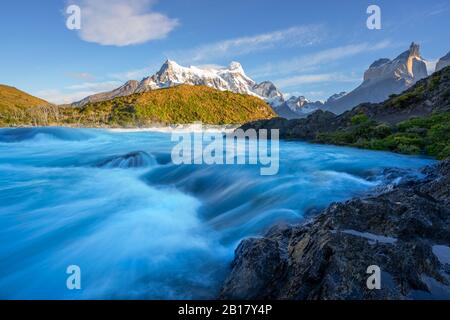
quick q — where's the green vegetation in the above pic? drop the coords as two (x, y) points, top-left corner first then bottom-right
(317, 111), (450, 160)
(0, 85), (275, 127)
(387, 84), (425, 109)
(316, 67), (450, 159)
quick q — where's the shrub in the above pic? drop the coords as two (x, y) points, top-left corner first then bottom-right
(351, 113), (369, 125)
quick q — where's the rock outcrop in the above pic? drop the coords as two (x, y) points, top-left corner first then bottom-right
(220, 159), (450, 300)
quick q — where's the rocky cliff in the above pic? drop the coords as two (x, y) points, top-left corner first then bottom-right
(324, 42), (429, 114)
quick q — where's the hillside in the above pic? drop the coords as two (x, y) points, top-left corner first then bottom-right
(0, 85), (275, 127)
(0, 85), (53, 126)
(0, 85), (49, 109)
(240, 66), (450, 159)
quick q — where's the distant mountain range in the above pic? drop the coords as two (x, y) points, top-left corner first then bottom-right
(72, 42), (450, 120)
(73, 60), (284, 108)
(1, 42), (449, 127)
(278, 42), (441, 117)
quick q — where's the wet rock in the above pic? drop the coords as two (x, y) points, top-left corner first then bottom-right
(220, 159), (450, 300)
(95, 151), (156, 168)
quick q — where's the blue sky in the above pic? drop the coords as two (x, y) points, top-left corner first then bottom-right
(1, 0), (449, 104)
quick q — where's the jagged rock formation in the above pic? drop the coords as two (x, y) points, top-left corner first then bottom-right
(324, 42), (429, 114)
(252, 81), (284, 107)
(220, 159), (450, 300)
(285, 96), (323, 114)
(272, 95), (326, 119)
(73, 60), (284, 108)
(436, 52), (450, 72)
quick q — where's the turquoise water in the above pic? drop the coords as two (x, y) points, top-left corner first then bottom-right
(0, 127), (435, 299)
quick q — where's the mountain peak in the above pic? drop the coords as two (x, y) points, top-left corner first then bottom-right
(158, 59), (183, 73)
(409, 42), (421, 57)
(164, 59), (178, 66)
(228, 61), (245, 73)
(395, 42), (422, 61)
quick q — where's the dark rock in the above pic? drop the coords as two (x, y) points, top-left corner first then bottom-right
(95, 151), (156, 168)
(220, 159), (450, 300)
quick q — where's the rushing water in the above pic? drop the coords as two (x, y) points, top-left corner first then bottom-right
(0, 127), (435, 299)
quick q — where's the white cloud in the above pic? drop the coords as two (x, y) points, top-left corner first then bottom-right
(252, 40), (392, 78)
(168, 25), (325, 63)
(37, 80), (122, 104)
(109, 66), (155, 81)
(67, 72), (95, 80)
(71, 0), (178, 46)
(66, 81), (122, 91)
(36, 89), (94, 105)
(274, 73), (360, 88)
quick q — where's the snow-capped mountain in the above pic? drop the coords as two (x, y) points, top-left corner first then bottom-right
(252, 81), (284, 107)
(280, 43), (432, 118)
(73, 60), (284, 108)
(284, 96), (324, 115)
(362, 42), (427, 86)
(324, 42), (428, 114)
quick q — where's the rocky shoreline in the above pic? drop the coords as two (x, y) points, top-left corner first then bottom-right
(220, 158), (450, 300)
